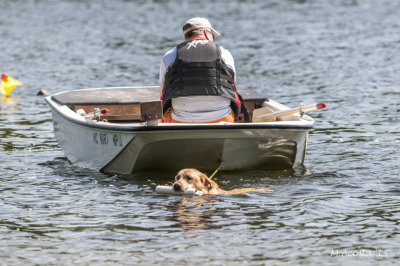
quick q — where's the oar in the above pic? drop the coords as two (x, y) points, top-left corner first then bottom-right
(253, 102), (326, 122)
(37, 89), (51, 96)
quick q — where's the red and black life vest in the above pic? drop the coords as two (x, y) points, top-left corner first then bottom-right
(161, 40), (243, 119)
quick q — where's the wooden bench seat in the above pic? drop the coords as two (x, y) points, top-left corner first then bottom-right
(51, 86), (267, 122)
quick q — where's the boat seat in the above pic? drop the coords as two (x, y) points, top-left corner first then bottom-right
(51, 86), (267, 122)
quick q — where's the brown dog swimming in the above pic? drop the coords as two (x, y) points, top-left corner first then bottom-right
(173, 168), (273, 195)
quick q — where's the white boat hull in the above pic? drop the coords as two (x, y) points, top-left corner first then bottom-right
(46, 87), (314, 173)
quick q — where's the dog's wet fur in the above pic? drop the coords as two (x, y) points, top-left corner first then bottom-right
(173, 168), (272, 195)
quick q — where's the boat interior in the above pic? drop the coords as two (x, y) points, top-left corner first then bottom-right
(51, 86), (299, 124)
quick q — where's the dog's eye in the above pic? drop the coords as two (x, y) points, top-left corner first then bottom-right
(184, 175), (193, 181)
(175, 175), (181, 181)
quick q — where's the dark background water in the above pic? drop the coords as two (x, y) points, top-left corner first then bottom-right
(1, 0), (399, 265)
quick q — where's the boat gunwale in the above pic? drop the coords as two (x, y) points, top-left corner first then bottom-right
(45, 96), (314, 132)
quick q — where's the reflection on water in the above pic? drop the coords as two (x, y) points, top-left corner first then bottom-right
(1, 95), (21, 106)
(165, 197), (221, 231)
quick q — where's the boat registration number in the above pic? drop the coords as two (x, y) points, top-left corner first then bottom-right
(93, 131), (123, 147)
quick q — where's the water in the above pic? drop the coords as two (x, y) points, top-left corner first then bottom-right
(1, 0), (399, 265)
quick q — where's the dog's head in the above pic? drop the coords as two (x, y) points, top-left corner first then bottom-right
(173, 168), (219, 194)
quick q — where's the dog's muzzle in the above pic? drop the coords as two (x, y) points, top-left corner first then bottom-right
(173, 183), (182, 192)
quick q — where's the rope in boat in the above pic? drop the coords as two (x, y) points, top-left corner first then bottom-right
(209, 163), (224, 179)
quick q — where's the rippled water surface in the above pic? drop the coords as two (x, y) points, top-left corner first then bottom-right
(1, 0), (399, 265)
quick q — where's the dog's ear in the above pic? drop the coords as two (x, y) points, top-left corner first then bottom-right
(200, 174), (212, 191)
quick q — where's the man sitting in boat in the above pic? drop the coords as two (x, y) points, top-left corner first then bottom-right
(160, 17), (243, 123)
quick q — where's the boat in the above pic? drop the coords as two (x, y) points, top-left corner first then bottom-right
(45, 86), (319, 174)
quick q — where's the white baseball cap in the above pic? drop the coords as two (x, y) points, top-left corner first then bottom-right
(182, 17), (221, 38)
